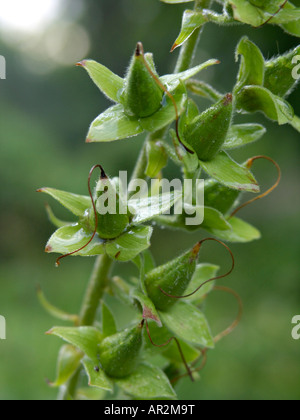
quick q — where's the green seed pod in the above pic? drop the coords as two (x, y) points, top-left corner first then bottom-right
(204, 179), (241, 215)
(98, 323), (143, 378)
(88, 168), (129, 240)
(121, 42), (164, 118)
(264, 45), (300, 98)
(145, 244), (201, 311)
(182, 94), (233, 162)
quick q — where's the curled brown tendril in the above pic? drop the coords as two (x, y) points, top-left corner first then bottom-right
(55, 165), (103, 267)
(159, 238), (235, 299)
(145, 319), (194, 382)
(230, 155), (281, 219)
(137, 42), (194, 155)
(171, 286), (243, 383)
(255, 0), (288, 28)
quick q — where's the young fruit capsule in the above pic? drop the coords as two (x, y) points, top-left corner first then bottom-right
(264, 45), (300, 98)
(145, 244), (201, 311)
(98, 323), (143, 378)
(120, 42), (164, 118)
(182, 94), (233, 162)
(88, 167), (129, 240)
(204, 179), (240, 215)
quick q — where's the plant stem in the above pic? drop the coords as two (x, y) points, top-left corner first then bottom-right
(59, 254), (113, 400)
(79, 254), (113, 326)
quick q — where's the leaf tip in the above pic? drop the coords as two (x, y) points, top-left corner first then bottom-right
(170, 43), (178, 53)
(86, 138), (93, 143)
(76, 60), (86, 68)
(45, 328), (54, 336)
(36, 188), (45, 193)
(45, 245), (53, 253)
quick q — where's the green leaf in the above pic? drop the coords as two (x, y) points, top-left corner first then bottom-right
(207, 216), (261, 243)
(87, 104), (144, 143)
(106, 226), (153, 262)
(185, 263), (219, 303)
(145, 140), (168, 178)
(38, 188), (91, 217)
(271, 8), (300, 24)
(78, 60), (124, 102)
(235, 36), (265, 90)
(129, 191), (182, 225)
(281, 20), (300, 37)
(131, 289), (162, 327)
(161, 60), (219, 86)
(237, 85), (294, 124)
(160, 301), (214, 348)
(115, 363), (176, 400)
(170, 9), (207, 51)
(46, 224), (105, 257)
(47, 327), (103, 363)
(224, 124), (266, 149)
(37, 285), (79, 324)
(82, 358), (113, 392)
(101, 303), (117, 338)
(200, 151), (260, 193)
(290, 115), (300, 133)
(139, 81), (187, 133)
(50, 345), (83, 387)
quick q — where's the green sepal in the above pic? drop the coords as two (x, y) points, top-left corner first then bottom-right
(37, 285), (79, 325)
(171, 9), (207, 51)
(45, 224), (105, 257)
(204, 178), (241, 215)
(50, 345), (83, 388)
(105, 226), (153, 262)
(77, 60), (124, 103)
(264, 45), (300, 98)
(290, 115), (300, 133)
(37, 188), (91, 218)
(98, 324), (143, 378)
(199, 151), (260, 193)
(144, 243), (200, 311)
(145, 140), (168, 178)
(131, 289), (162, 327)
(236, 85), (294, 124)
(182, 94), (233, 161)
(185, 264), (219, 304)
(143, 322), (200, 364)
(159, 301), (214, 348)
(47, 327), (103, 363)
(206, 216), (261, 243)
(235, 36), (265, 91)
(87, 104), (144, 143)
(82, 358), (113, 392)
(224, 124), (266, 149)
(115, 363), (176, 400)
(101, 303), (117, 338)
(45, 203), (71, 228)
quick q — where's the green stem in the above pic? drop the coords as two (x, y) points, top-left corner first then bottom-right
(59, 254), (113, 400)
(79, 254), (113, 326)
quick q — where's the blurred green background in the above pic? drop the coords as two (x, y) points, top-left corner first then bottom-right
(0, 0), (299, 400)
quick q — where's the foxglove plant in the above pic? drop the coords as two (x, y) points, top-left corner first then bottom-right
(38, 0), (300, 400)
